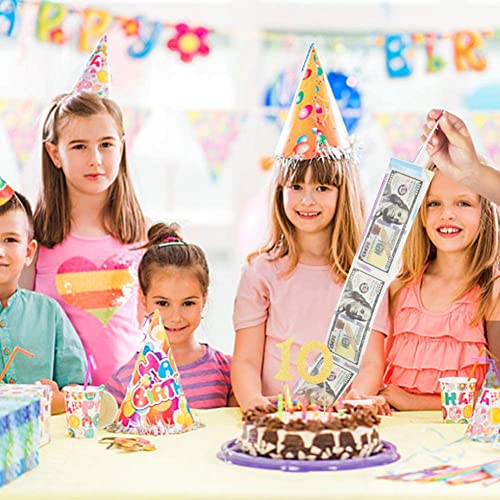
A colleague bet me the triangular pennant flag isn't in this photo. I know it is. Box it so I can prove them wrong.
[375,112,425,162]
[471,112,500,166]
[466,356,500,442]
[111,310,197,435]
[187,111,245,182]
[121,106,150,151]
[0,99,45,171]
[0,176,15,206]
[73,34,111,97]
[275,43,352,161]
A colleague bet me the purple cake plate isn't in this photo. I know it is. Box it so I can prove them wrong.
[217,439,400,473]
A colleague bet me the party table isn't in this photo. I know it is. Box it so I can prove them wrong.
[0,408,499,499]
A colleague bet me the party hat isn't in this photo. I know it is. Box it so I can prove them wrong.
[111,310,198,435]
[72,34,111,98]
[466,356,500,443]
[0,176,15,206]
[275,44,353,162]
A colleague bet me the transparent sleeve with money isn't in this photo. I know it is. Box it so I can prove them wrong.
[293,159,434,405]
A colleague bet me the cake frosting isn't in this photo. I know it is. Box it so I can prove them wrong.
[239,405,382,460]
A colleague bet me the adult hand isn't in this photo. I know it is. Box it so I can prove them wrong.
[422,109,480,183]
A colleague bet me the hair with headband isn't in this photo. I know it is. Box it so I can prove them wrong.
[138,222,210,296]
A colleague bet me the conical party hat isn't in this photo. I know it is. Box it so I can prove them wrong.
[72,34,111,98]
[466,359,500,443]
[0,176,15,206]
[275,44,353,162]
[112,310,197,435]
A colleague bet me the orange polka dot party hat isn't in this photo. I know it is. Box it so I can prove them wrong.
[275,43,354,165]
[111,310,199,435]
[72,34,111,98]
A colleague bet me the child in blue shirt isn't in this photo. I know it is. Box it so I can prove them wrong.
[0,189,87,413]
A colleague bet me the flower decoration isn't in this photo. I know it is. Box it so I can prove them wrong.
[166,23,210,62]
[49,27,67,44]
[122,18,140,37]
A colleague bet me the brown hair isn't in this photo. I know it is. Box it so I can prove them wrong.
[249,157,366,281]
[394,164,500,325]
[35,92,146,247]
[0,192,34,240]
[138,223,210,296]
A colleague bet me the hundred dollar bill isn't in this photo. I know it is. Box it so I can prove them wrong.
[359,169,424,273]
[294,358,357,407]
[327,267,385,365]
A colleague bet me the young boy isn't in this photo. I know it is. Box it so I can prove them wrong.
[0,187,87,413]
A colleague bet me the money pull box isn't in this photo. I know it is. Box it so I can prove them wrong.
[0,396,40,487]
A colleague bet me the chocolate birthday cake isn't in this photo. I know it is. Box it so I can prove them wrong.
[239,405,382,460]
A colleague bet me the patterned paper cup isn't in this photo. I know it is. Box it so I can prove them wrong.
[439,377,476,424]
[63,385,103,438]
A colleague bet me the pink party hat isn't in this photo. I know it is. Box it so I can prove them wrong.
[275,44,353,162]
[0,176,15,206]
[72,34,111,98]
[110,310,198,435]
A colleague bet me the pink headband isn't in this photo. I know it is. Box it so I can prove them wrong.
[158,236,187,248]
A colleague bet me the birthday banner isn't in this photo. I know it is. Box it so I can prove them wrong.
[293,159,433,405]
[263,30,498,78]
[0,0,212,63]
[186,111,246,182]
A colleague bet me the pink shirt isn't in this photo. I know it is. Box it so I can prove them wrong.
[233,254,388,396]
[35,233,144,385]
[380,274,487,394]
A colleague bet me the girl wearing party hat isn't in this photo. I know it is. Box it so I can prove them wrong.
[231,44,388,410]
[22,36,147,385]
[348,164,500,411]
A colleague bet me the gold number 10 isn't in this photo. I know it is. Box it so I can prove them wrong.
[274,338,333,385]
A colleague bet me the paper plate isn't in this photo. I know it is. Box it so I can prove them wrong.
[98,390,119,428]
[217,439,399,472]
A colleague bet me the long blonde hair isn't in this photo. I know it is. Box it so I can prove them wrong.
[394,164,500,324]
[249,157,366,281]
[35,92,146,248]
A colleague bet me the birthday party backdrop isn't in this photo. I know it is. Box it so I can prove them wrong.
[1,0,500,353]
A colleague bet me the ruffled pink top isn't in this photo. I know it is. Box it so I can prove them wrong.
[384,272,486,395]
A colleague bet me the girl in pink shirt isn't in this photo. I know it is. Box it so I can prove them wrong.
[107,223,236,409]
[349,167,500,411]
[24,92,147,385]
[231,156,382,410]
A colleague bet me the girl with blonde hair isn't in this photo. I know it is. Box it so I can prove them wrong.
[349,165,500,411]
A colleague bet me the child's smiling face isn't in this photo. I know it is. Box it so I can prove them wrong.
[0,209,37,297]
[142,267,206,347]
[424,172,482,255]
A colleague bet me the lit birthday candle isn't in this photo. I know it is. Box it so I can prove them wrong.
[277,393,283,419]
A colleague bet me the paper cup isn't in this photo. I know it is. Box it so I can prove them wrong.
[439,377,476,424]
[63,385,103,438]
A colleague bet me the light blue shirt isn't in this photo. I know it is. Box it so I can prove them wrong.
[0,288,87,388]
